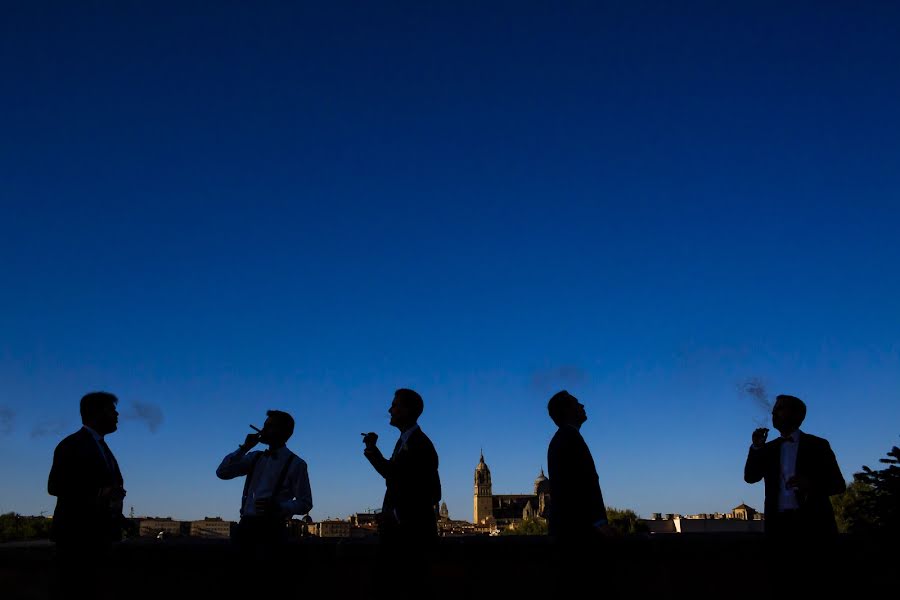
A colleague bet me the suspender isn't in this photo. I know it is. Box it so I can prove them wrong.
[240,453,262,517]
[240,452,296,518]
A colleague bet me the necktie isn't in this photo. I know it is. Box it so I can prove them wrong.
[391,437,403,459]
[98,437,121,480]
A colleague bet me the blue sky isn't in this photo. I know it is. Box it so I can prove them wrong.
[1,1,899,523]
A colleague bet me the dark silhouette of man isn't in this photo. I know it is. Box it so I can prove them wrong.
[744,394,845,536]
[217,410,312,559]
[546,390,613,540]
[48,391,128,596]
[362,388,441,543]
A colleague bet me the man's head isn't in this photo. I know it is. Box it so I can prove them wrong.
[389,388,423,430]
[261,410,294,447]
[772,394,806,436]
[548,390,587,428]
[80,391,119,435]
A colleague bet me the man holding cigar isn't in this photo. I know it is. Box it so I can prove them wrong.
[361,388,441,543]
[744,394,845,536]
[217,410,312,557]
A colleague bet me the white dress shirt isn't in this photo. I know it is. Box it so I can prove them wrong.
[217,446,313,518]
[83,425,113,470]
[393,424,420,458]
[777,429,801,511]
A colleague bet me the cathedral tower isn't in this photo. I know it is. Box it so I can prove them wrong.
[474,451,493,524]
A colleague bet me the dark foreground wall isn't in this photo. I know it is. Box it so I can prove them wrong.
[1,534,891,599]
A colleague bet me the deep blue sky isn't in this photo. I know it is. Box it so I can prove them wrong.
[1,1,899,523]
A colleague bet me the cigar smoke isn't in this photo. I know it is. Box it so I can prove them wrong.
[739,377,772,426]
[124,401,164,433]
[0,406,14,434]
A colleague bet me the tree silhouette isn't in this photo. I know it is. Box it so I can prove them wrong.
[831,440,899,534]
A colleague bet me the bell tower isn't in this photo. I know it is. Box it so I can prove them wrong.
[474,450,493,524]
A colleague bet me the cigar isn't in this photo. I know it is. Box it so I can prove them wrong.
[249,424,261,433]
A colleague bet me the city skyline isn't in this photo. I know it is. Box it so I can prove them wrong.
[2,3,899,523]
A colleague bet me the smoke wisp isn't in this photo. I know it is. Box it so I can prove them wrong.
[531,365,588,392]
[31,418,72,438]
[0,406,14,434]
[123,401,164,433]
[739,377,772,426]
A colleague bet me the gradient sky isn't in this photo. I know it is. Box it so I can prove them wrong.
[2,1,899,523]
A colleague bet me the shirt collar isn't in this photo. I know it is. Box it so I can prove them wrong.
[400,424,420,445]
[782,429,801,443]
[264,446,288,459]
[83,425,104,441]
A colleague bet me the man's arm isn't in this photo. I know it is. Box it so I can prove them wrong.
[364,446,391,479]
[362,432,391,479]
[744,428,770,484]
[48,439,96,498]
[817,440,846,497]
[216,448,257,480]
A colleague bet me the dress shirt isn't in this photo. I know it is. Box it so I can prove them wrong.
[393,424,420,458]
[778,429,801,511]
[83,425,113,471]
[217,446,313,518]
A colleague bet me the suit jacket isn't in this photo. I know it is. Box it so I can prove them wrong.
[547,425,608,538]
[366,426,441,541]
[48,427,125,545]
[744,432,845,534]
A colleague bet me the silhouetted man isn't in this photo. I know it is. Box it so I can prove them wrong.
[362,388,441,543]
[48,391,128,596]
[217,410,312,558]
[546,390,613,540]
[744,394,845,536]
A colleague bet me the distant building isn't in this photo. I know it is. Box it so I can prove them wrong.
[138,517,182,538]
[316,519,351,538]
[642,504,764,534]
[473,452,550,530]
[439,502,450,521]
[349,512,379,529]
[288,515,313,538]
[348,511,379,538]
[189,517,233,539]
[731,503,758,520]
[438,518,479,537]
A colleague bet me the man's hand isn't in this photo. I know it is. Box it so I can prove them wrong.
[361,432,378,451]
[786,474,810,493]
[752,428,769,447]
[254,498,276,516]
[241,433,261,452]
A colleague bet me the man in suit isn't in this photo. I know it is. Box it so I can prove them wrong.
[744,394,846,536]
[546,390,613,540]
[48,391,128,594]
[362,388,441,544]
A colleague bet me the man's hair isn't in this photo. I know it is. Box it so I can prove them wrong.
[266,410,295,440]
[547,390,575,426]
[80,391,118,421]
[776,394,807,424]
[395,388,424,420]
